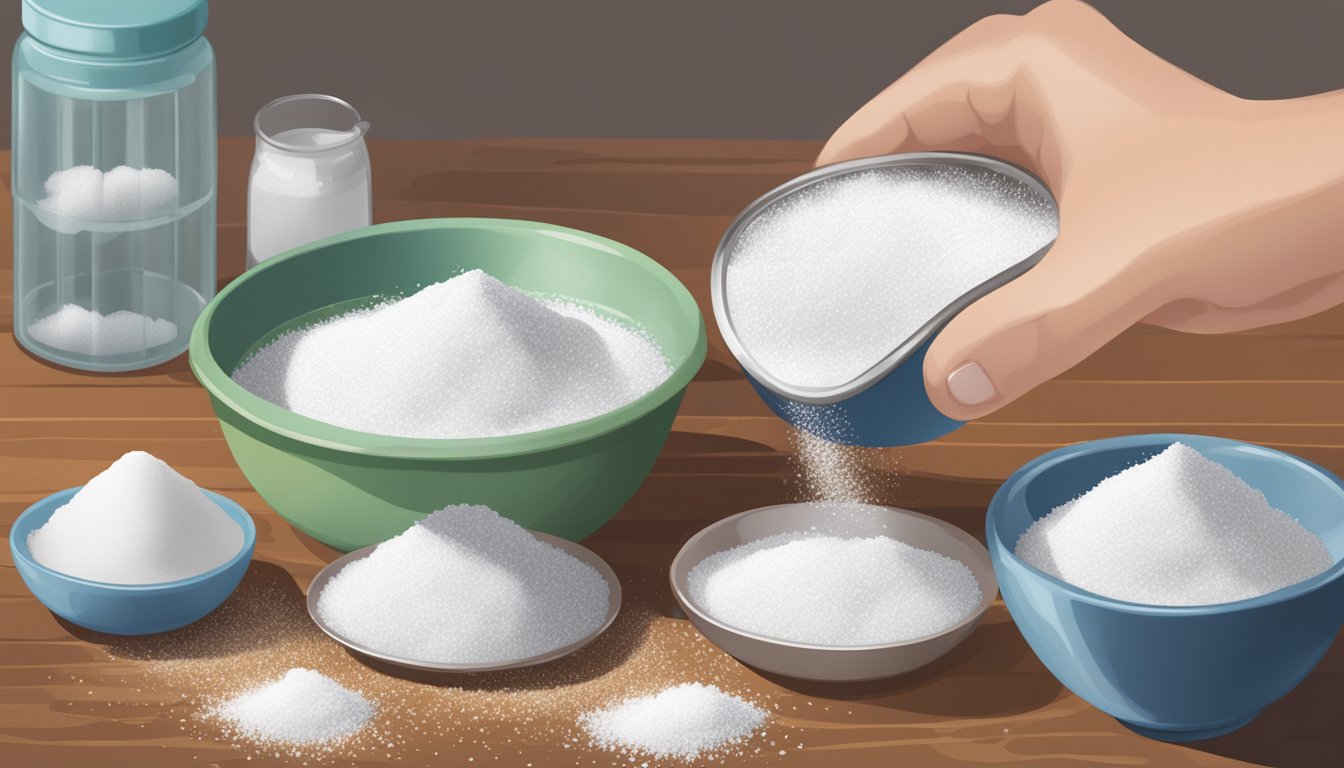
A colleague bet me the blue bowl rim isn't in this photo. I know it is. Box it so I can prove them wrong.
[986,433,1344,616]
[10,485,257,592]
[188,218,709,462]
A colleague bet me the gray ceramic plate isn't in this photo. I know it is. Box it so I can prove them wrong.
[671,503,997,682]
[306,531,622,673]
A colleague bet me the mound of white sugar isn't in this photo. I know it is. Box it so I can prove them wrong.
[215,668,373,745]
[38,165,179,224]
[232,269,672,439]
[580,683,767,760]
[28,304,178,356]
[724,165,1057,388]
[688,531,982,645]
[1015,442,1333,606]
[315,505,610,664]
[27,451,244,585]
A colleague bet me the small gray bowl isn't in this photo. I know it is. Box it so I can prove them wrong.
[307,531,621,674]
[670,503,997,682]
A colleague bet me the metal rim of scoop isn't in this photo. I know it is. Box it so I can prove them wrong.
[710,151,1059,405]
[305,531,622,674]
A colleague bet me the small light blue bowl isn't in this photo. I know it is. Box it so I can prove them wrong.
[987,434,1344,742]
[9,486,256,636]
[711,152,1058,447]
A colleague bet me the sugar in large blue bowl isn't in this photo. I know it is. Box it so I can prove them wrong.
[987,434,1344,742]
[10,487,256,635]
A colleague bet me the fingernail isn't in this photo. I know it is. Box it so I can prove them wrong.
[947,362,996,407]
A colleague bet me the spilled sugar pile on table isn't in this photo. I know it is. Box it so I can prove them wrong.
[100,567,792,765]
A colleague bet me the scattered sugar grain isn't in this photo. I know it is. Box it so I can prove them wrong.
[232,269,672,439]
[316,505,610,664]
[1016,442,1333,606]
[28,303,177,356]
[580,683,767,760]
[214,668,372,745]
[725,165,1057,388]
[784,403,895,504]
[27,451,243,584]
[688,530,982,646]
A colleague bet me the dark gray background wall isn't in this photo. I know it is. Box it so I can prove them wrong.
[3,0,1343,147]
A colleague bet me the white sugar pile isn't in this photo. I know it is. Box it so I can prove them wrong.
[688,532,982,645]
[580,683,767,760]
[232,269,672,439]
[1016,442,1333,606]
[28,304,177,356]
[215,668,373,745]
[725,165,1057,388]
[27,451,244,585]
[38,165,179,224]
[315,504,610,664]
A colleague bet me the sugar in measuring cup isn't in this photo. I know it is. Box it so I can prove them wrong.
[248,94,372,267]
[711,152,1059,446]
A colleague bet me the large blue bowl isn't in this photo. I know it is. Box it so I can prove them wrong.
[987,434,1344,742]
[10,486,256,635]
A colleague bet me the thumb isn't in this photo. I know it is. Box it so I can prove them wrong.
[923,235,1161,421]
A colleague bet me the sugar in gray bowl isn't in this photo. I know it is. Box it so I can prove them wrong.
[670,503,997,682]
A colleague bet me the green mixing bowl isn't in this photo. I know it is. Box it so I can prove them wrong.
[189,218,706,551]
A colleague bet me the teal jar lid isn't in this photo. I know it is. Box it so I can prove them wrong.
[22,0,207,58]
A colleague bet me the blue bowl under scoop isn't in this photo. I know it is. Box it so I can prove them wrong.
[987,434,1344,742]
[10,486,256,635]
[745,338,959,447]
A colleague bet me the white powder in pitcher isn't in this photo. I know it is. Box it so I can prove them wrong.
[580,683,768,760]
[688,532,982,646]
[38,165,179,223]
[28,304,178,356]
[724,165,1057,388]
[232,269,672,439]
[214,668,373,746]
[27,451,244,584]
[315,505,611,665]
[1016,442,1333,606]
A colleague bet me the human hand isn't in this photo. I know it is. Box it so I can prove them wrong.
[818,0,1344,421]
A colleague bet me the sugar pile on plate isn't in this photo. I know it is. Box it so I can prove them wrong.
[232,269,672,439]
[214,668,373,745]
[315,504,610,664]
[724,165,1057,388]
[28,304,177,356]
[27,451,244,585]
[688,530,981,646]
[1016,442,1333,606]
[38,165,179,225]
[580,683,767,760]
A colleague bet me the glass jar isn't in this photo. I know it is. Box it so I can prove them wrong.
[12,0,216,372]
[248,94,371,267]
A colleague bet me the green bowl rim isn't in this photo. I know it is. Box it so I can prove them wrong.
[189,218,707,461]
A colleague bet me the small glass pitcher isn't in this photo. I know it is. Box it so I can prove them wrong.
[247,94,371,267]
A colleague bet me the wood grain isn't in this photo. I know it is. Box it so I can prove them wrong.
[2,139,1341,768]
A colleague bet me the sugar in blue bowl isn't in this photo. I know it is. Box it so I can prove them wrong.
[987,434,1344,742]
[9,486,256,635]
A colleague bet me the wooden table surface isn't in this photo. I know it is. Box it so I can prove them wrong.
[2,139,1341,768]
